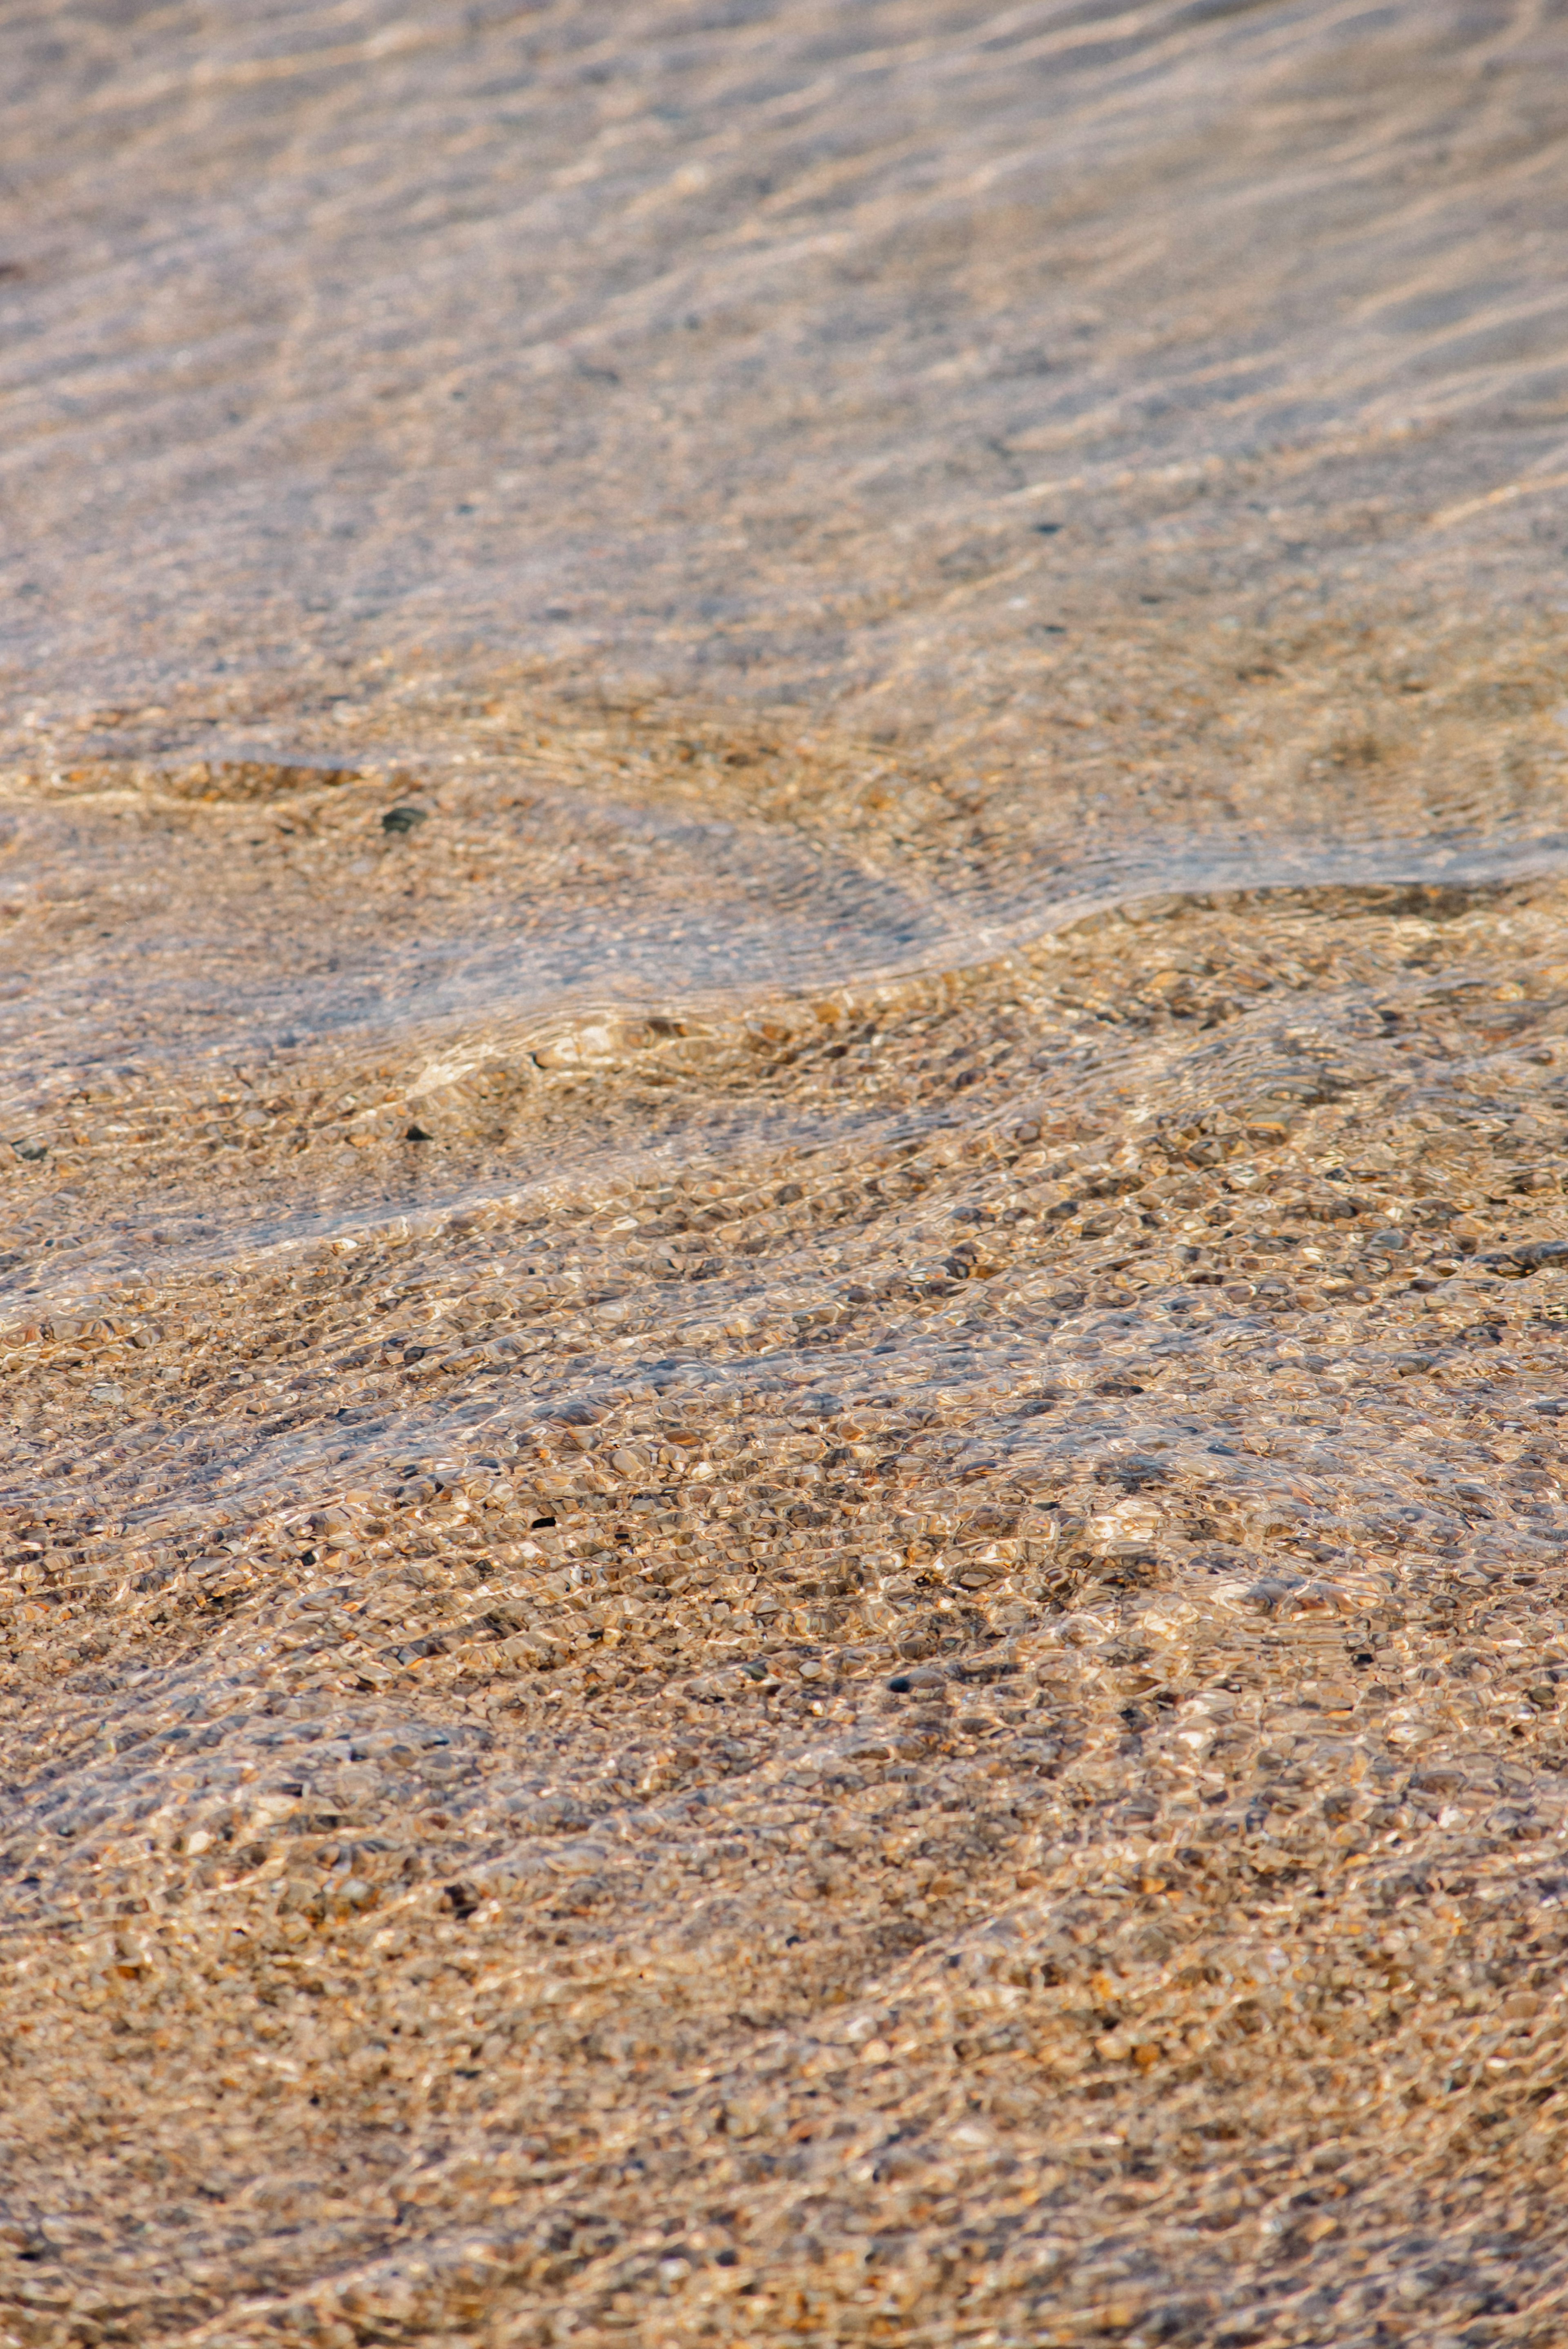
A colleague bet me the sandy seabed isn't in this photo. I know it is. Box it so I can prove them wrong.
[5,4,1568,2345]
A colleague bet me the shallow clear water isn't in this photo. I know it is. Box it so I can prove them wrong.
[4,6,1568,2345]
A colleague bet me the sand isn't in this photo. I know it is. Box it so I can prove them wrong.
[4,4,1568,2343]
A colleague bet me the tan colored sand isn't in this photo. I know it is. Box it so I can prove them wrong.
[7,682,1568,2345]
[6,3,1568,2344]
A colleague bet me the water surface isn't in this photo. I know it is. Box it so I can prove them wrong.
[4,6,1568,2343]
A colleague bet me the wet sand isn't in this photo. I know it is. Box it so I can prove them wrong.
[5,4,1568,2344]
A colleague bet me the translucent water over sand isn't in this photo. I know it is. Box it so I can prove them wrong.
[5,5,1568,2345]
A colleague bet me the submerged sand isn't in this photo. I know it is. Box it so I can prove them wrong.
[5,4,1568,2345]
